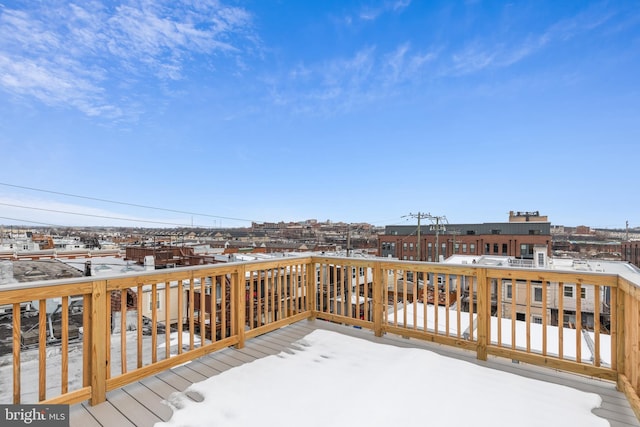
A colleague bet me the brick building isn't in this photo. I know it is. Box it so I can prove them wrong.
[379,213,551,261]
[622,241,640,268]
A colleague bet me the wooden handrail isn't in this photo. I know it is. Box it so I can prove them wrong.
[0,255,638,421]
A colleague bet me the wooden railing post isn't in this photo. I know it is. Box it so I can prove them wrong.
[234,265,246,349]
[90,280,108,406]
[307,258,317,319]
[476,268,488,361]
[373,262,384,337]
[617,286,626,392]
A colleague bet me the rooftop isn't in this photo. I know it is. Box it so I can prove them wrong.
[71,320,637,427]
[0,255,638,426]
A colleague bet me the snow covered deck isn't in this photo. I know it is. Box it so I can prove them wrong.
[69,319,639,427]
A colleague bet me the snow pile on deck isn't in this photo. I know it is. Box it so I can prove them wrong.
[156,330,607,427]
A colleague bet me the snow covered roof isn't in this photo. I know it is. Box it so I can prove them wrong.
[444,254,640,283]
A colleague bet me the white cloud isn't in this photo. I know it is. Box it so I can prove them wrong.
[392,0,412,12]
[357,0,411,22]
[451,45,498,74]
[271,43,436,116]
[446,3,623,76]
[382,42,413,84]
[0,1,256,119]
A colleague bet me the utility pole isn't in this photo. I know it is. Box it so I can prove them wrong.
[450,228,460,255]
[626,220,630,241]
[405,212,429,261]
[427,214,447,262]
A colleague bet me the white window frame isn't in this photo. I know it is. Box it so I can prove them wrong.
[563,286,573,298]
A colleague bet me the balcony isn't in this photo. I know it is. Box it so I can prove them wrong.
[0,256,639,426]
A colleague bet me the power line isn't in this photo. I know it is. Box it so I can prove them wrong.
[426,213,448,262]
[0,182,254,223]
[0,216,62,227]
[401,212,448,262]
[0,202,205,228]
[0,181,408,229]
[367,216,407,226]
[403,212,430,261]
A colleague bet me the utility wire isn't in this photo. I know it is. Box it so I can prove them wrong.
[0,216,62,227]
[367,216,406,226]
[0,202,204,228]
[0,182,254,223]
[0,182,406,228]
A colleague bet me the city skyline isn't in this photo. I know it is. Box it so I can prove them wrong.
[1,1,639,229]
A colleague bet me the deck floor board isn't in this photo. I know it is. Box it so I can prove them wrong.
[69,403,101,427]
[121,382,174,422]
[79,399,136,427]
[105,388,163,427]
[71,319,640,427]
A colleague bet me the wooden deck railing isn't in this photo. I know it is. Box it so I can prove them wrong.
[0,256,638,419]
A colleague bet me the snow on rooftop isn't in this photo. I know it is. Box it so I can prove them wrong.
[444,254,640,283]
[59,256,144,276]
[387,302,611,365]
[156,329,607,427]
[387,302,473,336]
[489,317,599,364]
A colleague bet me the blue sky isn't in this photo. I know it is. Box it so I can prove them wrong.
[0,0,638,229]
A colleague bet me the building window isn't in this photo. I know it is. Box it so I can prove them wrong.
[529,230,541,235]
[580,287,586,299]
[564,286,573,298]
[462,243,467,253]
[538,252,545,266]
[403,256,407,260]
[532,316,543,324]
[454,243,460,253]
[409,243,414,250]
[409,256,414,261]
[502,244,508,255]
[470,244,475,253]
[493,243,499,253]
[506,284,512,299]
[485,244,490,254]
[520,244,534,259]
[403,243,407,250]
[533,287,542,302]
[491,229,501,235]
[150,291,161,311]
[563,313,576,327]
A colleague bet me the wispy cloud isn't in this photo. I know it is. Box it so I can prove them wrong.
[269,42,436,115]
[358,0,411,22]
[0,1,256,119]
[446,2,622,76]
